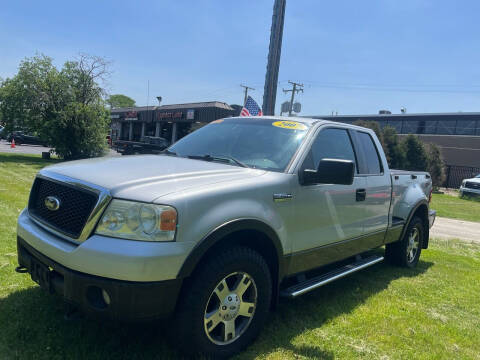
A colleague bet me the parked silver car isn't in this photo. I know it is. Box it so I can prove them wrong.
[17,117,435,358]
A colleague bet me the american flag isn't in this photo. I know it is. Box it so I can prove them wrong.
[241,96,263,116]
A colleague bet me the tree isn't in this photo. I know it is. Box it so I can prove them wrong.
[425,143,446,190]
[382,126,406,169]
[107,94,136,108]
[0,53,111,159]
[403,134,429,171]
[0,55,65,136]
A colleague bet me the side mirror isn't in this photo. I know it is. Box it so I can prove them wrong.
[301,158,355,186]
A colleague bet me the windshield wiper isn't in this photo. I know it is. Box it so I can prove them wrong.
[161,149,177,156]
[187,154,249,168]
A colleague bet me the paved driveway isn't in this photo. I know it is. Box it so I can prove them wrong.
[0,139,51,155]
[430,217,480,243]
[0,140,120,157]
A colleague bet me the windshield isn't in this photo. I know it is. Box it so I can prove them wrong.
[168,118,310,172]
[475,174,480,178]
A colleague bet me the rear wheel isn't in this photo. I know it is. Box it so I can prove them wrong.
[172,246,272,358]
[385,216,424,268]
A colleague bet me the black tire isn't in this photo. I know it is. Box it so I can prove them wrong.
[172,246,272,358]
[385,216,424,268]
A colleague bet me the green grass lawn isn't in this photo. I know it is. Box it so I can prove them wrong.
[1,153,480,359]
[431,193,480,222]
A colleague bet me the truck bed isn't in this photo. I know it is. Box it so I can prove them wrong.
[389,169,433,226]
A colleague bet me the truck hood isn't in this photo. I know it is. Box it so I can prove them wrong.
[41,155,266,202]
[465,177,480,183]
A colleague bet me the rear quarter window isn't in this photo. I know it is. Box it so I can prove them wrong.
[356,132,383,174]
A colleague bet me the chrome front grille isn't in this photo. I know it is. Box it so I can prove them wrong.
[28,171,111,242]
[465,181,480,190]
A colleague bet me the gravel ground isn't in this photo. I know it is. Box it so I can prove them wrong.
[0,139,51,155]
[430,216,480,243]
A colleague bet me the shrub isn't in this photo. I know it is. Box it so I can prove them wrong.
[48,103,109,160]
[425,143,446,189]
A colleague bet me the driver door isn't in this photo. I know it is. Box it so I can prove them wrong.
[289,127,367,274]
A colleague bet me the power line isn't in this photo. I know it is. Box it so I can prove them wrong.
[285,80,480,94]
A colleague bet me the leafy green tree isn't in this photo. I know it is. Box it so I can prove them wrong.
[107,94,136,108]
[425,143,446,190]
[0,53,110,159]
[403,134,429,171]
[0,55,65,136]
[382,126,406,169]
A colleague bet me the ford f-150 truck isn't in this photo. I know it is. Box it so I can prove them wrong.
[16,116,436,358]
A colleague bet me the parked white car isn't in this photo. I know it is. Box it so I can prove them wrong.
[460,174,480,196]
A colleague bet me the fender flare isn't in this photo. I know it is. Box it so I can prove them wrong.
[176,218,286,279]
[400,199,430,248]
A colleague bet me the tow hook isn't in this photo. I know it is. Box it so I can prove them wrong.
[15,266,28,273]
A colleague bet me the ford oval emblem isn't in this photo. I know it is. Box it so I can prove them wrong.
[44,196,61,211]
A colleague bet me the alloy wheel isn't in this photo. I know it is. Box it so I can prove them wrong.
[406,227,420,263]
[203,272,257,345]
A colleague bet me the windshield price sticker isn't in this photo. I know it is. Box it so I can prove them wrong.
[272,121,307,130]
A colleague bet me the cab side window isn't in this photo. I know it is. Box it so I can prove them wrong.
[303,128,357,172]
[356,132,383,174]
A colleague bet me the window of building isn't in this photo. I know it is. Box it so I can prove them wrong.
[424,120,437,134]
[437,120,456,135]
[455,120,476,135]
[387,120,403,133]
[402,120,419,134]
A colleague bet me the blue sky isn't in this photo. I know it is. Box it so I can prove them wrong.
[1,0,480,115]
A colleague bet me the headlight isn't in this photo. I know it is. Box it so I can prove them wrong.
[95,200,177,242]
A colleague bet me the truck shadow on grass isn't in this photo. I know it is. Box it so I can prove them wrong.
[0,260,432,360]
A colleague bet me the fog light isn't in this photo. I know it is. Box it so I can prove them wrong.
[102,289,111,305]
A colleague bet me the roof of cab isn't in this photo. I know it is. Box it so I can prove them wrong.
[226,116,322,125]
[224,116,378,135]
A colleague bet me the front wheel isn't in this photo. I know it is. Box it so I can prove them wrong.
[386,216,424,268]
[172,246,272,358]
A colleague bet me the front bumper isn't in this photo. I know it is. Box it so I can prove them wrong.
[460,186,480,196]
[17,209,195,282]
[17,236,182,321]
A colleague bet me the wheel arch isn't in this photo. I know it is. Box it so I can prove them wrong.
[177,219,286,307]
[401,200,430,249]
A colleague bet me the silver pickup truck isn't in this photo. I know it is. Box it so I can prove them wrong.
[16,117,435,358]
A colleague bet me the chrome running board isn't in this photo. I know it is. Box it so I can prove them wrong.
[281,255,384,298]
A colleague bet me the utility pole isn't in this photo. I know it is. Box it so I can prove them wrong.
[262,0,287,115]
[240,84,255,105]
[283,81,303,116]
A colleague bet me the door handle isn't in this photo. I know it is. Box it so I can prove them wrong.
[356,188,366,201]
